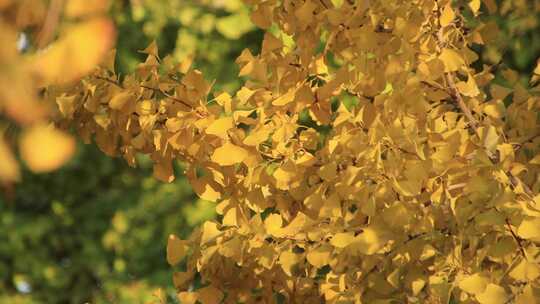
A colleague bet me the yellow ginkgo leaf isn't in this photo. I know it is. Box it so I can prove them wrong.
[190,176,222,202]
[330,232,355,248]
[515,285,540,304]
[197,285,224,304]
[214,92,232,113]
[32,18,115,85]
[517,218,540,240]
[109,91,133,110]
[273,161,298,190]
[393,178,422,197]
[265,214,283,236]
[456,74,480,97]
[140,40,159,59]
[469,0,481,15]
[458,273,489,295]
[177,292,198,304]
[236,86,256,104]
[201,221,222,245]
[480,125,500,153]
[273,88,297,106]
[476,284,508,304]
[244,128,271,146]
[483,100,506,119]
[440,3,455,27]
[211,142,248,166]
[222,207,238,227]
[167,234,188,266]
[173,271,193,288]
[279,251,300,276]
[306,245,332,268]
[351,225,386,255]
[218,237,242,258]
[530,154,540,165]
[250,4,272,29]
[509,259,540,282]
[206,117,233,139]
[20,124,75,173]
[294,0,316,29]
[56,95,77,119]
[412,278,426,296]
[153,159,175,183]
[439,48,465,72]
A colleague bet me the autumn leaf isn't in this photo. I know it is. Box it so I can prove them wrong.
[32,18,115,85]
[211,142,249,166]
[440,3,455,27]
[20,124,75,173]
[167,235,188,266]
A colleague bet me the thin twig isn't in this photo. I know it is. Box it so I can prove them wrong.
[508,175,535,200]
[318,0,329,9]
[434,7,537,208]
[95,75,123,88]
[447,183,467,191]
[436,29,479,132]
[139,85,193,109]
[95,76,194,109]
[420,80,445,91]
[504,218,527,260]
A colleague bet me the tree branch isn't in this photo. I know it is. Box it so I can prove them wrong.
[436,29,479,132]
[139,85,193,110]
[95,76,194,110]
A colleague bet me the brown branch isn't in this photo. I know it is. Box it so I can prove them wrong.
[139,85,193,109]
[95,75,123,88]
[420,80,445,91]
[513,133,540,151]
[508,175,535,200]
[94,76,194,110]
[318,0,329,9]
[436,29,479,132]
[344,88,374,102]
[434,12,539,208]
[447,182,467,191]
[504,218,527,260]
[444,72,479,131]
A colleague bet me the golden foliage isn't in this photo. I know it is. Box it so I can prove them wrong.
[5,0,540,303]
[50,0,540,301]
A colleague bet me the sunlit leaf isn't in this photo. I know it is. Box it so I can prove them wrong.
[20,124,75,173]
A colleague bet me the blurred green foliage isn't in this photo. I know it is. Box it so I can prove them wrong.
[1,0,539,303]
[0,143,216,303]
[469,0,540,85]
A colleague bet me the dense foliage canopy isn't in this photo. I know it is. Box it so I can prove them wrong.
[1,1,257,303]
[1,0,540,303]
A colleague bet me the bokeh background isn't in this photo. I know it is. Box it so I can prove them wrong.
[1,0,539,303]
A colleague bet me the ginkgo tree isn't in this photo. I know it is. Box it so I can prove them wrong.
[2,0,540,303]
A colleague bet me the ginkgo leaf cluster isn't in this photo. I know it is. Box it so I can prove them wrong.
[5,0,540,303]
